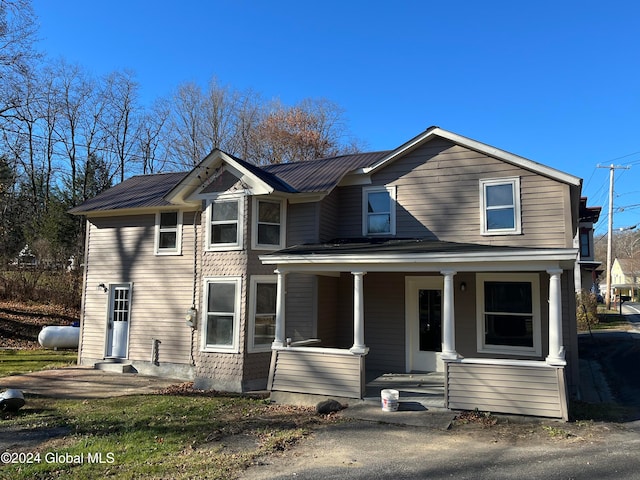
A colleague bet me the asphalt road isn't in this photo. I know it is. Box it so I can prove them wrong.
[242,311,640,480]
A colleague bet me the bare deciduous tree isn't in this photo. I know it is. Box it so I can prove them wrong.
[101,70,140,183]
[138,98,170,174]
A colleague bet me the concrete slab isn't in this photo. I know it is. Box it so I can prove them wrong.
[0,367,182,399]
[339,402,456,429]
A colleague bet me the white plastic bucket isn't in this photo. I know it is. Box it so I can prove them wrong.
[381,389,399,412]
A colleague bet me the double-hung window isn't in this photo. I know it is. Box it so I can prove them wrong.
[480,178,521,235]
[207,197,243,250]
[249,276,277,352]
[476,273,541,356]
[362,186,396,236]
[155,211,182,255]
[202,277,241,352]
[252,198,285,250]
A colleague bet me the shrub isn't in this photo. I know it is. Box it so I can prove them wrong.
[576,290,599,331]
[0,268,82,309]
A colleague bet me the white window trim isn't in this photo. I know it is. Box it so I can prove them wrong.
[154,210,183,255]
[476,273,541,356]
[251,197,286,251]
[201,276,242,353]
[479,177,522,235]
[205,194,245,251]
[248,275,277,353]
[362,185,397,236]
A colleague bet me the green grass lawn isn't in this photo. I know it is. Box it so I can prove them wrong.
[1,393,322,480]
[0,349,77,377]
[0,350,330,480]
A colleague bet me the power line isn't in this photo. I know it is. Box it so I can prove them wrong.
[597,164,631,309]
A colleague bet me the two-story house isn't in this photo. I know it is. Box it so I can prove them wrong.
[611,257,640,301]
[574,197,602,294]
[70,126,583,420]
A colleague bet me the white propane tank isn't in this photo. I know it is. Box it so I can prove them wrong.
[38,325,79,349]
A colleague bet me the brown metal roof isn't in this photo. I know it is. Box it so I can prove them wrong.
[264,151,390,193]
[68,172,189,214]
[69,150,390,214]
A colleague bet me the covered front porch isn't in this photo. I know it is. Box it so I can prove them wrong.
[262,239,577,420]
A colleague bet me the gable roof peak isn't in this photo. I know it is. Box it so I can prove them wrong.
[364,126,582,187]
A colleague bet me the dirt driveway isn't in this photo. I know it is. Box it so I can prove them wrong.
[0,367,180,399]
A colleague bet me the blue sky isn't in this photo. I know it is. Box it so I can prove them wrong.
[32,0,640,234]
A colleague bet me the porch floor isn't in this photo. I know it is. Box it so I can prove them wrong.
[364,371,446,411]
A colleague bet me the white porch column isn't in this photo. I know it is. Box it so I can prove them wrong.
[440,270,460,360]
[272,269,287,348]
[350,271,369,354]
[546,268,566,365]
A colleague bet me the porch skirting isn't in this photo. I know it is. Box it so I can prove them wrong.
[267,347,365,398]
[445,360,568,420]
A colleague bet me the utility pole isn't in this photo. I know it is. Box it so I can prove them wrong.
[597,164,631,310]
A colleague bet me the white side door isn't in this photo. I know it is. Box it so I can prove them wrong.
[106,284,131,359]
[406,277,444,372]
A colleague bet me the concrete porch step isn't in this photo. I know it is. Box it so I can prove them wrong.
[94,361,134,374]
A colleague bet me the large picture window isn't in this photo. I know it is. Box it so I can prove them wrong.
[155,211,182,255]
[203,277,241,352]
[362,186,396,236]
[480,178,521,235]
[476,273,541,356]
[207,197,243,250]
[249,276,277,352]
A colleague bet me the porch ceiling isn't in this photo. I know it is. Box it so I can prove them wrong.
[260,238,578,273]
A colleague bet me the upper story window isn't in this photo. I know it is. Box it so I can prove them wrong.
[252,198,286,250]
[206,196,244,251]
[155,211,182,255]
[579,228,591,258]
[362,186,396,236]
[480,178,521,235]
[476,273,541,356]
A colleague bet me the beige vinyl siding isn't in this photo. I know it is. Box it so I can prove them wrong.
[287,202,319,245]
[446,362,568,420]
[319,189,340,241]
[317,275,339,346]
[561,270,579,395]
[268,349,365,398]
[336,185,363,238]
[81,212,197,365]
[284,274,316,342]
[336,139,571,248]
[362,273,406,372]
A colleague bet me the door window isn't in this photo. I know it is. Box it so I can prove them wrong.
[419,289,442,352]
